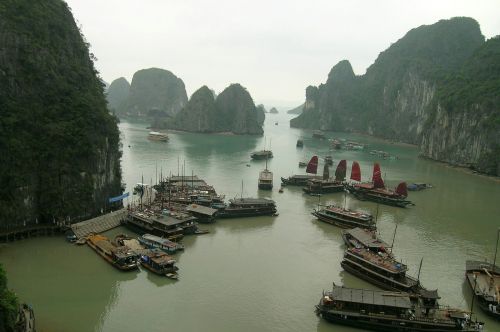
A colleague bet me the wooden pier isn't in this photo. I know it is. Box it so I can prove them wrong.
[71,209,127,239]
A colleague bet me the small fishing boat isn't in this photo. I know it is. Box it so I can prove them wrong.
[147,131,169,141]
[298,161,307,168]
[312,130,325,139]
[408,183,433,191]
[296,139,304,148]
[312,206,375,230]
[250,150,273,160]
[140,249,179,279]
[316,284,484,331]
[138,233,184,254]
[87,234,138,271]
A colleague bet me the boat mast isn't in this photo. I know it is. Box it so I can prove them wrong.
[390,223,398,254]
[470,273,478,315]
[375,203,380,224]
[417,257,423,284]
[241,180,243,199]
[493,228,500,272]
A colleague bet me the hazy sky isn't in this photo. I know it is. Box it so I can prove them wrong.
[66,0,500,108]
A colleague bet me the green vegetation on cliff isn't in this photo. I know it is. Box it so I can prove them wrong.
[119,68,187,117]
[0,264,18,331]
[0,0,122,227]
[291,17,499,174]
[106,77,130,113]
[161,83,263,135]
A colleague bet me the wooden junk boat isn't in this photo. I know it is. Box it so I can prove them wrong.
[465,228,500,320]
[147,131,169,141]
[312,206,375,230]
[258,157,273,190]
[341,227,390,252]
[345,162,412,207]
[341,247,439,303]
[250,149,273,160]
[140,249,179,280]
[216,198,277,218]
[87,234,138,271]
[303,159,346,195]
[316,284,484,332]
[138,233,184,254]
[281,156,322,186]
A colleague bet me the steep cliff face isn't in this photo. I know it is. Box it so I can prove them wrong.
[120,68,187,117]
[106,77,130,113]
[291,17,499,174]
[172,86,217,132]
[214,84,263,134]
[0,0,122,227]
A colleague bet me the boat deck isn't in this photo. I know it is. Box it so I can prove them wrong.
[348,248,406,273]
[344,228,389,249]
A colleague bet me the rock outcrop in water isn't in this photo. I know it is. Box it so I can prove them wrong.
[120,68,187,117]
[163,83,263,135]
[291,17,500,175]
[106,77,130,113]
[0,0,122,228]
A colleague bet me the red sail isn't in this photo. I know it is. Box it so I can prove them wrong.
[372,163,385,188]
[335,159,347,181]
[350,161,361,182]
[395,182,408,198]
[306,156,318,174]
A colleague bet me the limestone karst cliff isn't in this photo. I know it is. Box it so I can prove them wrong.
[0,0,122,227]
[120,68,187,117]
[291,17,499,175]
[106,77,130,113]
[162,83,264,135]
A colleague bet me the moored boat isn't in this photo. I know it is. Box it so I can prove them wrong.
[316,284,484,332]
[138,233,184,254]
[346,162,412,207]
[258,158,273,190]
[312,130,325,139]
[296,139,304,148]
[302,160,346,195]
[87,234,138,271]
[250,150,273,160]
[147,131,169,141]
[281,174,322,186]
[465,228,500,320]
[408,183,433,191]
[341,227,390,252]
[140,249,179,279]
[216,198,277,218]
[312,206,375,230]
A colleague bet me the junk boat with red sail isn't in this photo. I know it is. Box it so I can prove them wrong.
[345,162,412,207]
[316,284,484,332]
[281,156,322,186]
[303,159,346,195]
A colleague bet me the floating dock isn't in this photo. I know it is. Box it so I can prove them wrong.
[71,209,127,239]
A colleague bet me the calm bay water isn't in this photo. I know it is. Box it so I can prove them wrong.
[1,113,499,331]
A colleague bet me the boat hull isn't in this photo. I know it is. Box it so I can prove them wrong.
[312,211,375,230]
[258,183,273,190]
[303,184,344,195]
[140,260,178,277]
[465,262,500,320]
[316,307,479,332]
[346,184,412,208]
[341,259,418,293]
[217,207,277,218]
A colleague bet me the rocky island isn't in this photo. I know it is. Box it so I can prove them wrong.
[290,17,500,175]
[106,77,130,113]
[161,83,264,135]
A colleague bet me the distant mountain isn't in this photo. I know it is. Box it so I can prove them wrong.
[161,84,264,135]
[291,17,499,175]
[119,68,187,117]
[269,107,278,114]
[286,103,304,114]
[106,77,130,113]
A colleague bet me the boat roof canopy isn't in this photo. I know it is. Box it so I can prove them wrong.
[185,204,218,216]
[230,198,275,205]
[345,228,389,249]
[330,286,412,309]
